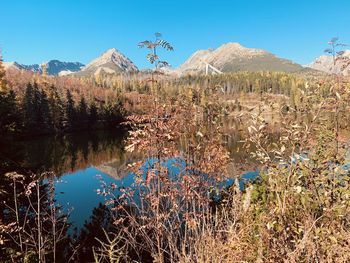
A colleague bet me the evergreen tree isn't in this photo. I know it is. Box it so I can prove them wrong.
[88,101,98,128]
[0,90,20,133]
[78,97,88,126]
[22,83,35,131]
[32,82,41,126]
[103,100,124,127]
[65,90,76,130]
[23,83,53,133]
[38,88,52,131]
[49,86,64,131]
[0,51,7,92]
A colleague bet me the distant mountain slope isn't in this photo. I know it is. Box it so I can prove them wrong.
[4,60,84,76]
[75,48,138,76]
[4,62,41,73]
[45,60,84,75]
[306,51,350,75]
[178,43,303,75]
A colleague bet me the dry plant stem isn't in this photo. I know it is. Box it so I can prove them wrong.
[49,179,57,263]
[13,178,24,253]
[36,180,43,262]
[3,172,72,262]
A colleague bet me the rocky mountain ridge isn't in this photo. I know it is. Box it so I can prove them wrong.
[306,50,350,75]
[74,48,138,76]
[4,43,340,77]
[177,42,303,75]
[4,60,84,76]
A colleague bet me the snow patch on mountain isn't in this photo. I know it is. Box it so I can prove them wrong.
[58,70,73,76]
[3,60,84,76]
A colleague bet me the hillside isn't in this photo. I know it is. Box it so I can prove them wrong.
[306,50,350,75]
[178,42,304,75]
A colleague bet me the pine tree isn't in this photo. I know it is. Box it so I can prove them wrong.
[0,90,20,133]
[88,101,98,128]
[22,83,35,131]
[78,97,88,127]
[23,83,52,133]
[32,82,42,128]
[103,100,124,127]
[0,51,20,133]
[38,88,52,131]
[49,86,64,131]
[65,90,76,130]
[0,50,7,92]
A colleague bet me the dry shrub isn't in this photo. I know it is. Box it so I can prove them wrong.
[97,78,350,263]
[93,39,350,262]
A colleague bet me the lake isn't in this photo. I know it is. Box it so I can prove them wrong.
[0,127,258,231]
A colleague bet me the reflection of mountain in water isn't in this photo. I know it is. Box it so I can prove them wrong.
[95,158,129,180]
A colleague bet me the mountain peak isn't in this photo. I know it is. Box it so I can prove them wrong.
[85,48,124,67]
[219,42,244,49]
[178,42,302,75]
[78,48,138,76]
[215,42,268,57]
[307,50,350,75]
[100,48,120,58]
[104,47,118,53]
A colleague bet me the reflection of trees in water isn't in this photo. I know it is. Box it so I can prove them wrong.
[0,130,128,176]
[72,203,115,262]
[73,203,152,263]
[0,172,71,262]
[0,122,273,180]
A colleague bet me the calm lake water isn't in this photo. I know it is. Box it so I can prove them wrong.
[0,128,258,230]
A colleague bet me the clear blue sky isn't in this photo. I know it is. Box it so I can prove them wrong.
[1,0,349,69]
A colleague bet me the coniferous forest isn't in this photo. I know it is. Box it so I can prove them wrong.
[0,81,125,136]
